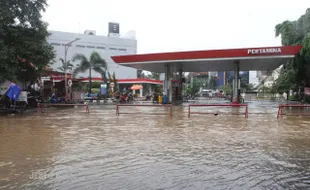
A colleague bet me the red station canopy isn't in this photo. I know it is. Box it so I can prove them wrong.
[111,46,302,73]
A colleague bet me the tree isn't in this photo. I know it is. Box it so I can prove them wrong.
[275,8,310,95]
[172,72,185,79]
[108,72,117,89]
[0,0,55,84]
[207,76,218,90]
[58,58,73,72]
[272,62,298,94]
[220,84,233,96]
[137,70,146,78]
[72,51,108,93]
[190,78,203,96]
[107,72,117,98]
[148,72,160,80]
[240,72,250,92]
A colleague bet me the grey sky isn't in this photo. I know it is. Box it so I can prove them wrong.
[43,0,310,54]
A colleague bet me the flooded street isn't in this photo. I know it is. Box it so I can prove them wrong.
[1,101,310,189]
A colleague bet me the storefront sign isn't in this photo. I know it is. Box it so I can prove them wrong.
[248,48,281,55]
[17,91,28,102]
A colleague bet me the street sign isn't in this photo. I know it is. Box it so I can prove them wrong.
[68,80,72,87]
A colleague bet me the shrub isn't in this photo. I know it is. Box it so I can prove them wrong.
[289,95,299,101]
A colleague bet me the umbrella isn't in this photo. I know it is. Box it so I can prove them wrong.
[131,85,143,90]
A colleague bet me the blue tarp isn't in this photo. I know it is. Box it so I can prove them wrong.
[5,83,21,101]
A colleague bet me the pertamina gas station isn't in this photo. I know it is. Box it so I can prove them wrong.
[112,45,302,104]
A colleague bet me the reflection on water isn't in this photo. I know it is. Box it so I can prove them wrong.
[1,101,310,189]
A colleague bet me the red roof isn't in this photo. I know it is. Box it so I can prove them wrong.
[112,46,302,63]
[111,46,302,72]
[78,78,163,85]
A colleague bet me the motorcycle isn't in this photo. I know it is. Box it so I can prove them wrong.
[152,93,159,103]
[183,95,190,102]
[119,94,127,103]
[127,93,134,103]
[145,94,152,101]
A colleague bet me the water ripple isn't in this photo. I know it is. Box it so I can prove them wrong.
[1,101,310,189]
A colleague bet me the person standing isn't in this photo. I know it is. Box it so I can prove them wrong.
[122,86,126,93]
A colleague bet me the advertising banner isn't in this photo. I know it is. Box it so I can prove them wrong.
[100,84,107,96]
[17,91,28,102]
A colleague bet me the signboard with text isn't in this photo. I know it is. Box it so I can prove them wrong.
[247,48,282,55]
[17,91,27,102]
[100,84,107,96]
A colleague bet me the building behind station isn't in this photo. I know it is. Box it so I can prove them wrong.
[47,22,138,81]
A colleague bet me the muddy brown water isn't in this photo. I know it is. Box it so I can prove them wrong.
[1,100,310,190]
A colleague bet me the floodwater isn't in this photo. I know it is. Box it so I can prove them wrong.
[1,100,310,190]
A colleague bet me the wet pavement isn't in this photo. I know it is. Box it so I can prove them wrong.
[1,100,310,189]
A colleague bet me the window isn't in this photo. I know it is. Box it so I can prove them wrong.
[109,47,117,51]
[87,46,95,48]
[118,48,126,51]
[76,45,85,48]
[51,43,61,46]
[97,46,106,49]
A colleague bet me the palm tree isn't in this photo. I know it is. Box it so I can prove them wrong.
[148,72,160,80]
[58,58,74,72]
[72,51,108,93]
[137,70,145,78]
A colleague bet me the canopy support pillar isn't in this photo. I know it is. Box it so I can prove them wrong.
[178,69,183,101]
[164,65,172,103]
[233,61,240,103]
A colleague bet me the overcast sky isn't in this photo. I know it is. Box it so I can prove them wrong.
[43,0,310,54]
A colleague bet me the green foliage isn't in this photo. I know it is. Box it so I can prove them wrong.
[148,72,160,80]
[0,0,55,83]
[71,82,85,91]
[91,82,102,89]
[273,63,298,93]
[261,86,272,93]
[137,70,146,78]
[72,51,107,79]
[189,78,203,96]
[72,51,107,93]
[207,76,218,90]
[58,58,73,72]
[107,72,117,98]
[240,73,253,92]
[107,72,117,88]
[154,86,162,94]
[91,88,100,94]
[185,87,192,95]
[274,8,310,93]
[220,84,232,95]
[289,95,299,101]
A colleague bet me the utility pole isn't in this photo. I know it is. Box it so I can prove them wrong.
[64,37,80,99]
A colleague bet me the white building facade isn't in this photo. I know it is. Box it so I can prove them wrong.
[47,28,137,80]
[249,71,259,87]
